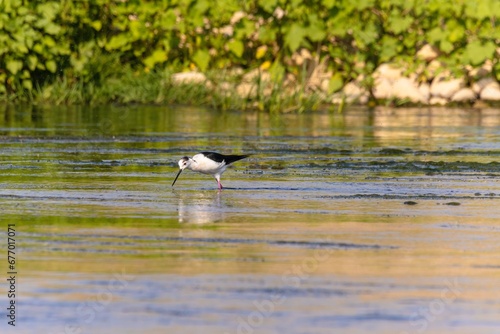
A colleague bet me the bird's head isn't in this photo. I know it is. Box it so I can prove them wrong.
[177,156,192,170]
[172,156,192,187]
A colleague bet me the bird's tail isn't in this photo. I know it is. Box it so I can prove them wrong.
[225,154,249,164]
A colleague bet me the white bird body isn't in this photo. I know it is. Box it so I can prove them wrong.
[188,153,228,175]
[172,152,249,190]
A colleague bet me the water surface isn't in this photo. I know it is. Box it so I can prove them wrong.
[1,105,500,334]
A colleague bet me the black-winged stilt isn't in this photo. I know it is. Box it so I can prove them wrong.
[172,152,249,190]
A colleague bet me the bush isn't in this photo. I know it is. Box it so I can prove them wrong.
[1,0,499,102]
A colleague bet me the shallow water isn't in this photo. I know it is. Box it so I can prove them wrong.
[1,105,500,334]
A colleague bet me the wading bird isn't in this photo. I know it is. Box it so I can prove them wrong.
[172,152,249,190]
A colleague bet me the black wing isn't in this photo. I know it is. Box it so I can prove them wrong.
[201,152,249,165]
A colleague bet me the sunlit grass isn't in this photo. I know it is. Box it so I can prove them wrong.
[1,65,331,112]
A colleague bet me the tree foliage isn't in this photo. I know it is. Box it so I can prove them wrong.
[0,0,499,95]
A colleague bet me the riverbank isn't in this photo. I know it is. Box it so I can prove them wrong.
[12,60,500,112]
[163,51,500,111]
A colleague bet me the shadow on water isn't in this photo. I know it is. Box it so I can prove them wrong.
[1,105,500,333]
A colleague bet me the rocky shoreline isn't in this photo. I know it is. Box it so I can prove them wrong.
[171,44,500,109]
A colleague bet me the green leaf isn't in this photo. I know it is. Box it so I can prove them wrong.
[36,2,60,21]
[161,10,177,29]
[448,26,465,43]
[258,0,278,13]
[285,24,307,53]
[192,0,210,15]
[228,39,244,58]
[328,73,344,93]
[17,6,28,16]
[466,0,497,19]
[189,0,210,26]
[379,36,398,62]
[144,49,167,68]
[192,49,210,72]
[21,70,30,79]
[235,19,256,39]
[352,0,374,10]
[6,59,23,75]
[105,34,129,51]
[43,36,56,47]
[389,16,413,34]
[13,41,28,54]
[46,60,57,73]
[464,40,496,66]
[427,27,446,44]
[307,23,326,41]
[322,0,336,9]
[45,22,61,35]
[258,26,277,43]
[91,20,102,31]
[356,26,378,47]
[27,55,38,70]
[440,40,454,54]
[22,79,33,91]
[306,13,326,41]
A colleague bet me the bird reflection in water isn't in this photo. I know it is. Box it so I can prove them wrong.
[175,191,226,224]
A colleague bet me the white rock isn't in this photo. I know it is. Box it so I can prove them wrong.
[417,44,439,62]
[172,72,206,85]
[236,82,257,98]
[218,25,234,36]
[480,83,500,101]
[291,52,305,66]
[373,78,393,99]
[373,63,403,81]
[331,93,344,104]
[468,62,491,78]
[227,67,244,77]
[358,93,369,104]
[300,48,312,61]
[320,79,330,93]
[392,77,427,103]
[284,73,297,88]
[407,72,419,83]
[451,88,476,102]
[219,81,233,94]
[429,97,448,105]
[292,49,313,66]
[343,82,362,101]
[308,58,330,88]
[430,76,465,99]
[243,69,270,83]
[343,82,369,104]
[472,77,497,94]
[262,86,273,97]
[419,82,431,101]
[230,11,246,25]
[273,7,285,20]
[426,60,445,80]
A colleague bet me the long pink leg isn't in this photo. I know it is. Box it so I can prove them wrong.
[215,176,223,190]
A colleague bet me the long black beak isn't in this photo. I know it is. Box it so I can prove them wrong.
[172,169,183,187]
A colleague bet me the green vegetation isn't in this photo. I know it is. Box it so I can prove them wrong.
[1,0,499,110]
